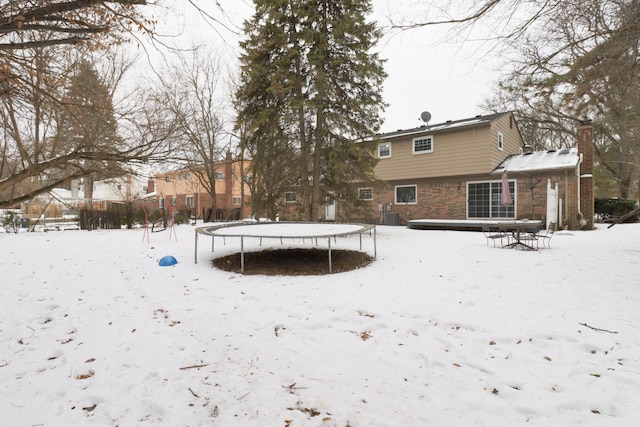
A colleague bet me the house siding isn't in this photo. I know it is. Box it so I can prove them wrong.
[364,171,578,227]
[374,113,523,181]
[155,157,250,221]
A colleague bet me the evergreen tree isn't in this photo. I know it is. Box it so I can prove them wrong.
[235,0,387,221]
[56,60,122,204]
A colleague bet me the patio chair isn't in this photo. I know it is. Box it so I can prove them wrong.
[482,224,506,247]
[536,222,557,248]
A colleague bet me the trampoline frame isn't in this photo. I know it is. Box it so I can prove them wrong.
[194,221,377,273]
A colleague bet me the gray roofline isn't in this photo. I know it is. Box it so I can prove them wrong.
[376,112,509,140]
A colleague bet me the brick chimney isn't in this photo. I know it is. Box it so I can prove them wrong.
[578,121,594,230]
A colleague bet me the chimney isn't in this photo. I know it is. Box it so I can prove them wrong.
[578,121,594,230]
[147,179,155,194]
[522,144,534,154]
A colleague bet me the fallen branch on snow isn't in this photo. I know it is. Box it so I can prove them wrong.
[179,363,209,370]
[579,323,618,334]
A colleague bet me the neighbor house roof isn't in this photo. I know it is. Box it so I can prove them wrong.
[492,147,580,175]
[377,112,508,139]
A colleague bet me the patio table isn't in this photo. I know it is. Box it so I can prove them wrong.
[498,221,542,250]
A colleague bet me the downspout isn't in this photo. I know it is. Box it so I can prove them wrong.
[577,152,583,228]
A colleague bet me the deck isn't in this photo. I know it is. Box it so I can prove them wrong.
[407,219,543,232]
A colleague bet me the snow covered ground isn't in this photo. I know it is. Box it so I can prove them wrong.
[1,223,639,426]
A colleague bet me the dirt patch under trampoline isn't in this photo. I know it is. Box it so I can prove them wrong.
[212,248,373,275]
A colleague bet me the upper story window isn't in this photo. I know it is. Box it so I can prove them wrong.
[498,132,504,151]
[358,187,373,200]
[164,175,171,182]
[232,196,241,205]
[214,172,224,180]
[412,136,433,154]
[186,196,194,207]
[284,191,297,203]
[378,142,391,159]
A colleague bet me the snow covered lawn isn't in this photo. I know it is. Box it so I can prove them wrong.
[1,223,639,426]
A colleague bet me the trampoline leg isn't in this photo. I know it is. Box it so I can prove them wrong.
[194,230,198,264]
[241,236,245,273]
[328,237,332,273]
[374,226,377,259]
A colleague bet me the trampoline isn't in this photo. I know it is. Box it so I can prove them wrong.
[194,221,376,273]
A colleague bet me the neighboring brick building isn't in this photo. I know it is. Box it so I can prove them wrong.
[155,152,250,221]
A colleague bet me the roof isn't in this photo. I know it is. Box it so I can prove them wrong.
[377,112,508,139]
[492,147,579,175]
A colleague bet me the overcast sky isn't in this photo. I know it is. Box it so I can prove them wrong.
[145,0,501,134]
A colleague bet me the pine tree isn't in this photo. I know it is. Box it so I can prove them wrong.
[56,60,122,204]
[235,0,387,221]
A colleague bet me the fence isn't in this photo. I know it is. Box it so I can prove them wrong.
[79,209,121,230]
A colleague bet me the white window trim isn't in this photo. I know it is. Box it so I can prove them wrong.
[466,179,517,219]
[498,132,504,151]
[395,184,417,205]
[358,187,373,201]
[232,196,241,206]
[284,191,297,204]
[378,142,391,159]
[412,135,434,155]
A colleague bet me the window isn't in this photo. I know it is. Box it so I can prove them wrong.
[413,136,433,154]
[358,187,373,200]
[468,181,515,219]
[171,197,177,206]
[186,196,194,207]
[214,172,224,180]
[498,132,504,151]
[378,142,391,158]
[159,198,165,208]
[184,172,190,180]
[284,192,297,203]
[232,196,241,206]
[165,175,171,182]
[177,174,182,181]
[395,185,417,204]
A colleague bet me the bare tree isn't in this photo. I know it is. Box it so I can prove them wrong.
[481,0,640,198]
[150,48,230,218]
[0,47,174,208]
[0,0,150,51]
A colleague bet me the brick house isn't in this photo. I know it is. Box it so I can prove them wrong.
[155,152,251,221]
[330,112,593,230]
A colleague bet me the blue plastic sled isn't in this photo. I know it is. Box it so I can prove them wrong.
[159,255,178,266]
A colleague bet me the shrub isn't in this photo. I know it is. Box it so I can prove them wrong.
[1,210,22,233]
[595,198,639,223]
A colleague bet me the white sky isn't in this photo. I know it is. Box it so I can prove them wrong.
[139,0,501,134]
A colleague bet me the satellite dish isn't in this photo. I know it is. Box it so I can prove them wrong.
[420,111,432,123]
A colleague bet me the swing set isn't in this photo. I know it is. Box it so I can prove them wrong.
[142,205,176,243]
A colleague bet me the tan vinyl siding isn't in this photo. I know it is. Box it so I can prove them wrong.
[375,113,524,181]
[489,113,523,165]
[375,126,494,180]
